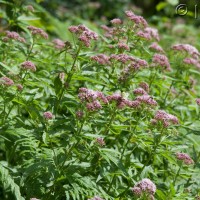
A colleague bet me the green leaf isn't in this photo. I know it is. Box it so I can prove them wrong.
[156,2,168,11]
[0,163,25,200]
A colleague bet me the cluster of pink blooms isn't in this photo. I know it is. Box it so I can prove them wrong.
[21,61,36,72]
[172,44,200,57]
[78,88,108,112]
[139,82,150,93]
[52,38,65,49]
[137,27,160,41]
[107,93,157,109]
[118,42,130,51]
[76,110,84,119]
[132,178,156,200]
[4,31,26,43]
[107,93,129,109]
[43,111,53,120]
[152,53,171,71]
[26,5,34,12]
[183,57,200,69]
[176,152,194,165]
[196,98,200,106]
[135,95,157,107]
[27,26,48,39]
[151,110,179,128]
[16,84,23,91]
[125,10,148,28]
[110,54,148,67]
[0,76,14,86]
[88,196,104,200]
[96,137,105,146]
[68,24,98,47]
[110,18,123,25]
[91,54,110,65]
[149,42,164,53]
[133,88,148,96]
[100,25,115,39]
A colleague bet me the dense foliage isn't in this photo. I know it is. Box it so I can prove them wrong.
[0,1,200,200]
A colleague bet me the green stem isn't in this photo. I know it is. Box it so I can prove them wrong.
[163,80,174,107]
[103,108,117,134]
[120,123,138,160]
[139,130,163,175]
[149,69,157,89]
[66,45,82,84]
[107,174,116,193]
[26,37,34,60]
[173,162,183,185]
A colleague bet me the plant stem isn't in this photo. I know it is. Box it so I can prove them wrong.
[163,80,174,107]
[103,108,117,135]
[173,162,183,185]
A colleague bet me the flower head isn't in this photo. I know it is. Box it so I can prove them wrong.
[5,31,26,43]
[52,39,65,49]
[132,178,156,199]
[68,24,98,47]
[21,61,36,72]
[96,137,105,146]
[196,98,200,106]
[125,10,148,28]
[151,110,179,128]
[91,54,110,65]
[43,111,53,120]
[172,44,200,57]
[152,53,171,71]
[110,18,122,25]
[27,26,48,39]
[0,76,14,86]
[149,42,164,53]
[176,152,194,165]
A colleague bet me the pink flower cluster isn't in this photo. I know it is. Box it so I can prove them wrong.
[172,44,200,57]
[68,24,98,47]
[149,42,164,53]
[4,31,26,43]
[88,196,104,200]
[78,88,108,112]
[137,27,160,41]
[152,53,171,71]
[21,61,36,72]
[151,110,179,128]
[139,82,149,93]
[183,58,200,69]
[96,137,105,146]
[110,18,123,25]
[118,42,130,51]
[132,178,156,200]
[176,152,194,165]
[110,54,148,67]
[16,84,23,91]
[43,111,53,120]
[27,26,48,39]
[133,88,148,96]
[0,76,14,86]
[107,93,157,109]
[76,110,84,119]
[196,98,200,106]
[26,5,34,12]
[52,39,65,49]
[135,95,157,107]
[91,54,110,65]
[100,25,114,39]
[125,10,148,28]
